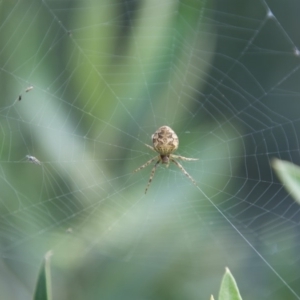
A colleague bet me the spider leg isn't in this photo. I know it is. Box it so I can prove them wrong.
[171,155,198,161]
[145,159,160,194]
[133,156,158,173]
[144,144,156,152]
[170,159,197,186]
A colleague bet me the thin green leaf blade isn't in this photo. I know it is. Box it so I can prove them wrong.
[33,250,53,300]
[218,267,242,300]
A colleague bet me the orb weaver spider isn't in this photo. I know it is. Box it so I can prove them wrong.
[134,125,198,193]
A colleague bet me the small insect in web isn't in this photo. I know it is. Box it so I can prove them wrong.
[25,86,33,93]
[26,155,41,166]
[133,125,198,193]
[16,86,33,103]
[66,228,73,234]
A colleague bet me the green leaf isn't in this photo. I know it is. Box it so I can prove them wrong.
[272,158,300,205]
[33,250,53,300]
[218,267,242,300]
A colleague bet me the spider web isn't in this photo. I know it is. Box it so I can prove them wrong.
[0,0,300,299]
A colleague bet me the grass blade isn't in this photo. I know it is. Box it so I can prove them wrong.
[33,250,53,300]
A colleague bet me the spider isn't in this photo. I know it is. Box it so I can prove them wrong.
[134,125,198,193]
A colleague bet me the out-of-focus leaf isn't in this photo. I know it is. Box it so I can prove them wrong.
[272,158,300,205]
[33,250,53,300]
[218,267,242,300]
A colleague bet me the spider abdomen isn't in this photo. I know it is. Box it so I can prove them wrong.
[152,125,179,155]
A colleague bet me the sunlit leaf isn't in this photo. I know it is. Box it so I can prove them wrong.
[272,158,300,205]
[218,267,242,300]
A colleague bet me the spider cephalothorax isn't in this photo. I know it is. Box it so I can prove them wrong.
[134,125,198,193]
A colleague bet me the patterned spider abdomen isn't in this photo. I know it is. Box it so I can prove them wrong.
[152,126,179,155]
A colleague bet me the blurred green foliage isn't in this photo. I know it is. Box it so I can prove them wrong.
[0,0,299,300]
